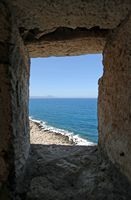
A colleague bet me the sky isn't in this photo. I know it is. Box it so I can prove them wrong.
[30,54,103,98]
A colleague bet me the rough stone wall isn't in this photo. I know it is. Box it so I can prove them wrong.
[25,27,107,57]
[12,0,131,31]
[0,3,13,196]
[0,1,30,196]
[11,0,131,57]
[0,2,131,197]
[98,15,131,181]
[10,13,30,191]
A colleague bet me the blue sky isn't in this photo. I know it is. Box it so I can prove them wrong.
[30,54,103,98]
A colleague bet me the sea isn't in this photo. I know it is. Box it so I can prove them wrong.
[29,98,98,145]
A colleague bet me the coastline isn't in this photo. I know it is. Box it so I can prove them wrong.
[30,119,95,146]
[30,120,75,145]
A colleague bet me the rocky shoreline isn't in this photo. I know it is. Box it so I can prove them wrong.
[30,120,75,145]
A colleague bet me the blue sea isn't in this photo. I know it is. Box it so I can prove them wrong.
[29,98,98,145]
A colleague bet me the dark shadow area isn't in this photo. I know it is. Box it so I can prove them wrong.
[21,27,108,42]
[19,144,131,200]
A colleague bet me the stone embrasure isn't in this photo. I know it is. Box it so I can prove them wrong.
[0,0,131,199]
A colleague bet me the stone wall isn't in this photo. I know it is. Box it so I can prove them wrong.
[0,3,13,196]
[0,2,30,196]
[98,15,131,181]
[0,1,131,198]
[10,13,30,191]
[11,0,131,57]
[25,27,107,57]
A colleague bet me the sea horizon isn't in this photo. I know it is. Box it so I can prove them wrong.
[29,98,98,144]
[30,96,98,99]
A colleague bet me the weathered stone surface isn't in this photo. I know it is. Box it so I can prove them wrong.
[24,145,131,200]
[0,1,30,197]
[98,14,131,181]
[11,0,131,31]
[0,3,13,193]
[10,0,131,57]
[25,27,107,57]
[9,17,30,191]
[0,0,131,198]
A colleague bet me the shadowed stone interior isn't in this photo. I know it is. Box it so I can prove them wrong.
[0,0,131,199]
